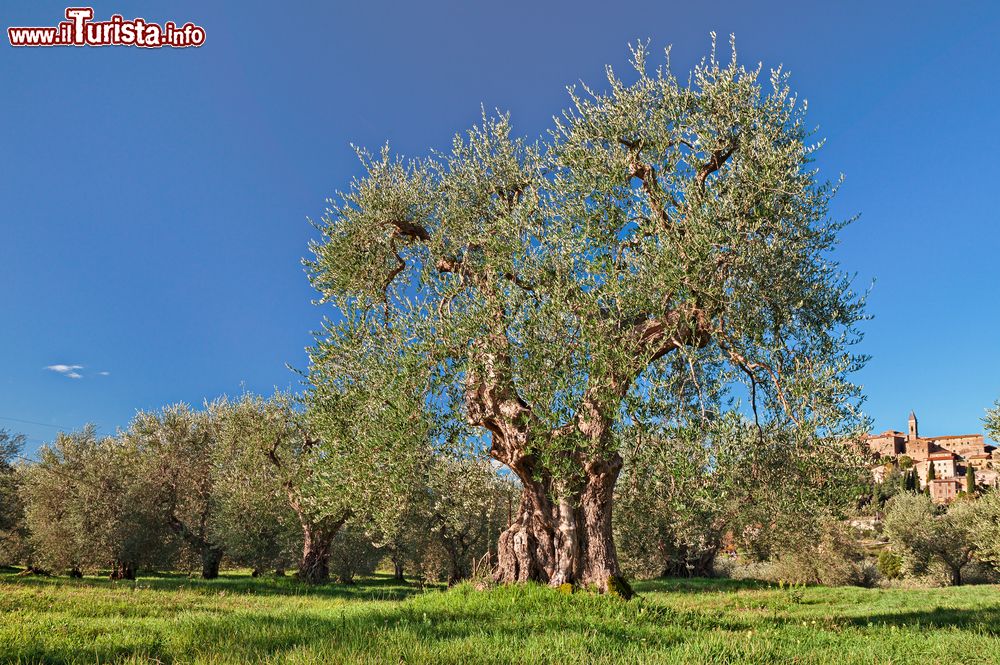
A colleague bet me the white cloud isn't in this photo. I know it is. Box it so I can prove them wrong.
[98,371,110,376]
[65,372,83,379]
[45,364,83,374]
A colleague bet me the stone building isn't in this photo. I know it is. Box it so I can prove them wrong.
[867,411,997,503]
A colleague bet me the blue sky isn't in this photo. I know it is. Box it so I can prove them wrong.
[2,1,998,454]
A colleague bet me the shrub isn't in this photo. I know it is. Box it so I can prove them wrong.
[766,519,874,587]
[877,549,903,580]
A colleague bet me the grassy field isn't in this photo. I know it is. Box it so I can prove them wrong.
[2,568,1000,664]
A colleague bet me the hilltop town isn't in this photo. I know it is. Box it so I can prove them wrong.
[868,412,998,502]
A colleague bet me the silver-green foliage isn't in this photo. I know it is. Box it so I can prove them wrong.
[210,393,303,573]
[883,493,978,585]
[0,430,28,565]
[615,414,869,578]
[21,427,173,574]
[307,36,865,476]
[969,489,1000,570]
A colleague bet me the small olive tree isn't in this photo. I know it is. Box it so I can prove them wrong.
[0,430,28,567]
[126,406,227,579]
[422,456,517,583]
[883,493,976,585]
[305,306,440,582]
[210,392,351,584]
[210,394,302,576]
[21,428,171,578]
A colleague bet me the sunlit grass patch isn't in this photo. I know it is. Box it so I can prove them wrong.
[2,571,1000,663]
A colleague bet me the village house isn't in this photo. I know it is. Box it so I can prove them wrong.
[867,412,998,503]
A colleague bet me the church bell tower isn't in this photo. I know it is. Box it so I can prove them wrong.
[908,411,918,440]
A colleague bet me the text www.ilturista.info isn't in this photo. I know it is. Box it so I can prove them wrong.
[8,8,205,48]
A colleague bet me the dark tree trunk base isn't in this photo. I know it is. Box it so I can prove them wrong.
[660,545,719,578]
[201,547,224,580]
[110,562,136,580]
[299,530,333,585]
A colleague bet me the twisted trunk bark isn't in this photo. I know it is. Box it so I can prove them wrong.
[299,524,334,584]
[472,308,710,595]
[494,474,556,584]
[579,456,625,590]
[494,452,627,594]
[469,340,632,594]
[297,511,350,584]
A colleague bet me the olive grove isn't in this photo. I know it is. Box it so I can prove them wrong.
[4,394,515,586]
[3,40,888,594]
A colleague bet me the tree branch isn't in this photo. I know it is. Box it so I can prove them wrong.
[389,219,430,242]
[696,139,738,190]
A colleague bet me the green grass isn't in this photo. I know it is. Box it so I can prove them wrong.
[2,569,1000,663]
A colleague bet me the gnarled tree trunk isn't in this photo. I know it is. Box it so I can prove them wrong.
[468,339,632,595]
[578,455,625,590]
[494,475,556,584]
[298,525,333,584]
[494,451,627,594]
[201,546,224,580]
[296,511,349,585]
[469,303,710,596]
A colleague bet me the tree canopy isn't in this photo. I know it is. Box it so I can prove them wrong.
[306,37,866,591]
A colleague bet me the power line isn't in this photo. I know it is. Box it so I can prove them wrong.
[0,415,74,430]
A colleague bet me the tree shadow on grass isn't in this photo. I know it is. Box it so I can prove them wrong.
[844,605,1000,634]
[0,570,432,602]
[635,577,775,594]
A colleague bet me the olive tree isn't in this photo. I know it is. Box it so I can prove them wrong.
[19,432,88,575]
[21,428,170,578]
[210,395,302,576]
[0,430,28,566]
[305,307,440,582]
[883,493,976,586]
[615,414,867,578]
[210,393,350,584]
[422,456,517,583]
[126,406,226,579]
[307,38,865,592]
